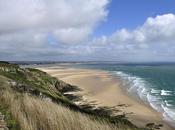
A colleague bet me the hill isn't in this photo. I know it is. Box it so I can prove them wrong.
[0,62,154,130]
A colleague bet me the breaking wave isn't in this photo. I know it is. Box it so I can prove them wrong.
[113,71,175,127]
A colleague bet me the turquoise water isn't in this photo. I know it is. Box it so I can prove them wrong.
[72,63,175,126]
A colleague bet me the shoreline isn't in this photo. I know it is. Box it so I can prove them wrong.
[37,65,174,130]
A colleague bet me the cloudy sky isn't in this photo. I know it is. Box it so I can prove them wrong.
[0,0,175,62]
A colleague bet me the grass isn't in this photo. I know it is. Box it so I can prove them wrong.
[0,76,19,130]
[0,89,137,130]
[0,62,150,130]
[0,105,19,130]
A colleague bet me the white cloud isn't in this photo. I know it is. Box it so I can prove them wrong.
[0,0,109,43]
[0,0,110,60]
[108,14,175,45]
[53,27,91,44]
[89,14,175,61]
[0,0,175,62]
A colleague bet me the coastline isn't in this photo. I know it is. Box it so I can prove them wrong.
[37,65,174,130]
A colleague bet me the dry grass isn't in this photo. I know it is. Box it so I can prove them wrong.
[0,90,124,130]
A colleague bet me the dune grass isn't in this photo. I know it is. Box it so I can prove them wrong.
[0,89,137,130]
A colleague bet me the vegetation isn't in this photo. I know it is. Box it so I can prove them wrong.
[0,62,152,130]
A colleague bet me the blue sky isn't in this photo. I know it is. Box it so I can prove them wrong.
[96,0,175,36]
[0,0,175,61]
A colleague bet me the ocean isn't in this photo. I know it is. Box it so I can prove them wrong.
[71,62,175,126]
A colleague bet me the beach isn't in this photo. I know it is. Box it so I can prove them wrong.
[38,65,174,130]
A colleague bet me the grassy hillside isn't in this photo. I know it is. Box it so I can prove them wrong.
[0,62,155,130]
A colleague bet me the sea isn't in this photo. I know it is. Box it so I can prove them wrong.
[68,62,175,127]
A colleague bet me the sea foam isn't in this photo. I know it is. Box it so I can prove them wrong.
[161,90,172,96]
[114,71,175,127]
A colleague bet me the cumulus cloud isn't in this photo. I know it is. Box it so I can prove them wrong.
[90,14,175,61]
[0,0,109,60]
[94,13,175,45]
[0,0,109,42]
[0,0,175,62]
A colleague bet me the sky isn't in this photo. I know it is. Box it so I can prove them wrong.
[0,0,175,62]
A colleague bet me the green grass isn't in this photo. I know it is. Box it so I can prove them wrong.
[0,76,19,130]
[0,105,19,130]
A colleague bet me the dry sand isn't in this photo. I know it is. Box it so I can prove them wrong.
[38,65,174,130]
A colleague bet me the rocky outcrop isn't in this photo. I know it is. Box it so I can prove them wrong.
[55,80,80,93]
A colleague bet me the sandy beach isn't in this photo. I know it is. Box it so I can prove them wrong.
[38,65,174,130]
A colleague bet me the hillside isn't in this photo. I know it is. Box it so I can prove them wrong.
[0,62,155,130]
